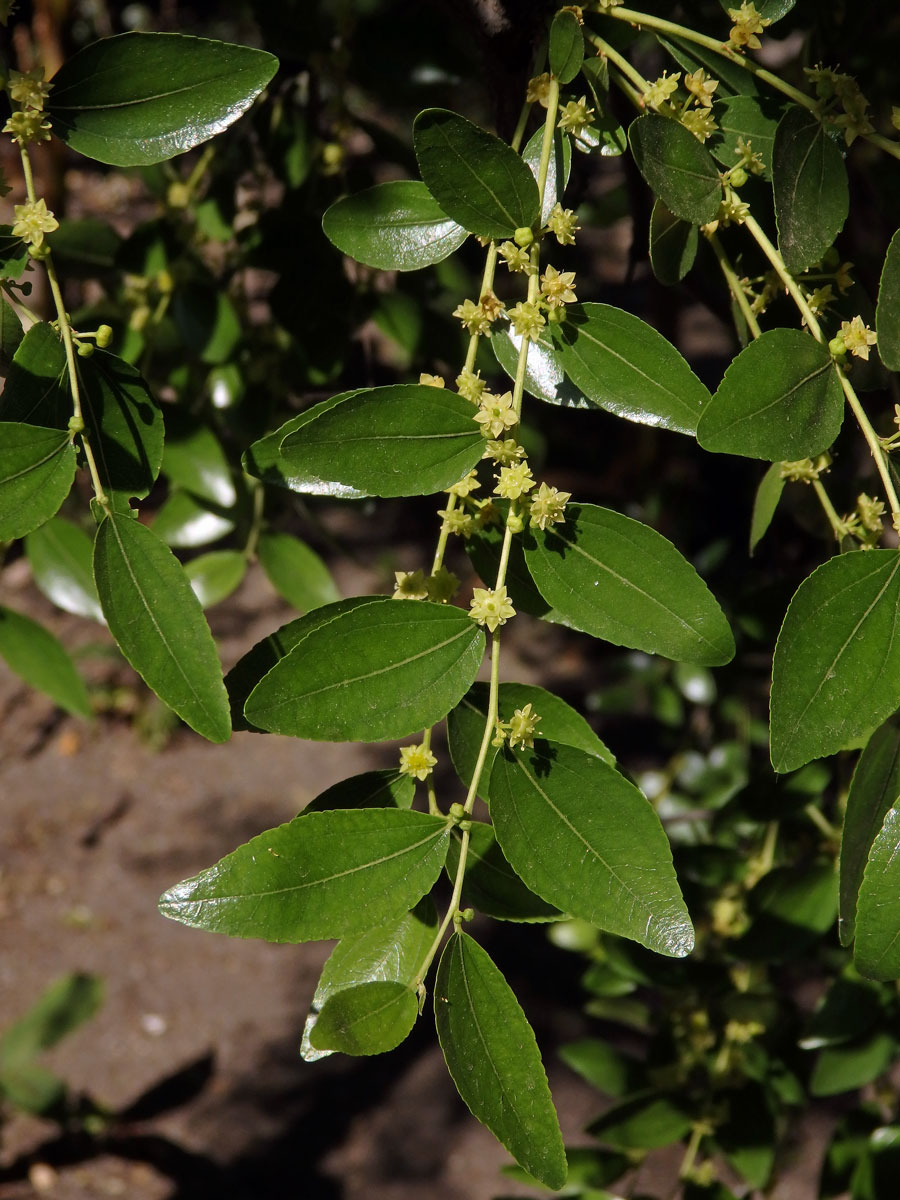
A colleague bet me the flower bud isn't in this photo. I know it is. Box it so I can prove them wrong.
[513,226,534,248]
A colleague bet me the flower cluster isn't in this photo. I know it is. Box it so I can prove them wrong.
[493,703,542,751]
[726,2,771,52]
[804,65,874,146]
[392,565,460,603]
[834,315,877,361]
[557,96,595,139]
[452,292,506,337]
[3,67,52,147]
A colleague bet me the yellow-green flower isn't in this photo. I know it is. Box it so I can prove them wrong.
[643,71,680,112]
[8,67,51,111]
[557,96,595,137]
[474,391,518,438]
[499,240,532,273]
[469,584,516,632]
[392,569,429,600]
[540,264,577,307]
[448,469,481,498]
[530,481,571,530]
[456,367,487,404]
[526,73,553,106]
[508,703,541,750]
[3,109,51,145]
[682,108,717,143]
[546,202,580,246]
[452,298,492,337]
[482,438,525,465]
[508,300,546,342]
[727,2,771,51]
[11,198,58,247]
[426,566,459,603]
[418,372,445,388]
[437,506,477,539]
[494,462,536,500]
[398,742,438,780]
[840,315,877,360]
[684,69,718,108]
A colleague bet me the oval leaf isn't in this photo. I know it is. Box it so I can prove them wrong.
[257,532,339,612]
[93,512,231,742]
[709,94,781,181]
[649,199,698,286]
[749,463,785,556]
[304,769,414,815]
[628,113,721,226]
[47,32,278,166]
[279,386,484,498]
[0,423,76,541]
[550,303,710,435]
[0,605,91,718]
[25,516,104,623]
[490,743,694,956]
[839,714,900,947]
[159,807,450,942]
[0,323,71,429]
[549,10,584,84]
[435,931,567,1190]
[523,503,735,666]
[855,806,900,980]
[770,551,900,773]
[322,181,467,271]
[301,897,437,1061]
[162,415,236,507]
[310,982,418,1056]
[773,106,849,274]
[244,596,484,741]
[413,108,540,239]
[79,350,164,501]
[184,549,246,608]
[876,228,900,372]
[697,328,843,460]
[522,125,572,226]
[446,823,562,923]
[151,489,235,549]
[492,324,589,409]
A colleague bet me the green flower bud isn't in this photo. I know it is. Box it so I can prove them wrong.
[96,324,113,348]
[76,341,95,357]
[513,225,534,248]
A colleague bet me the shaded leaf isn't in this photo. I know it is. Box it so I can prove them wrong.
[0,293,24,369]
[523,503,734,666]
[558,1038,640,1098]
[588,1090,692,1150]
[770,552,900,773]
[0,322,70,429]
[649,199,697,286]
[0,974,103,1069]
[0,423,76,541]
[773,106,849,274]
[657,36,762,99]
[310,982,419,1055]
[855,805,900,981]
[490,742,694,956]
[152,489,235,548]
[492,324,589,409]
[243,390,368,495]
[25,516,104,623]
[171,282,241,364]
[0,225,30,282]
[628,113,721,226]
[257,532,339,612]
[184,549,246,608]
[810,1032,896,1095]
[78,350,163,501]
[435,932,567,1190]
[446,823,562,922]
[749,463,784,555]
[322,181,467,271]
[0,605,91,718]
[549,10,584,84]
[93,512,231,742]
[162,414,236,507]
[47,32,278,166]
[709,94,782,180]
[159,807,450,942]
[876,228,900,372]
[522,125,572,226]
[303,769,415,815]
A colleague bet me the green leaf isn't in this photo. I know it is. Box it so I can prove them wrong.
[876,229,900,372]
[322,181,468,271]
[25,516,104,623]
[773,106,849,274]
[0,423,76,541]
[244,596,484,741]
[713,1085,776,1189]
[47,32,278,166]
[78,350,164,501]
[93,512,231,742]
[446,823,562,923]
[0,293,24,369]
[162,414,236,507]
[749,463,784,555]
[257,532,340,612]
[304,769,414,815]
[550,303,710,436]
[490,743,694,956]
[628,113,722,226]
[301,897,436,1061]
[0,323,70,428]
[310,982,419,1055]
[696,329,843,460]
[243,390,369,495]
[855,805,900,980]
[588,1091,692,1151]
[279,385,484,498]
[448,680,615,801]
[47,217,122,273]
[649,199,698,286]
[657,36,762,99]
[810,1033,896,1095]
[801,973,884,1049]
[0,1062,67,1116]
[467,515,563,623]
[522,125,572,226]
[184,549,247,608]
[0,974,103,1070]
[839,715,900,947]
[709,94,781,180]
[717,0,795,21]
[0,225,30,281]
[0,605,91,718]
[738,862,838,960]
[413,108,540,239]
[492,325,589,410]
[558,1039,640,1098]
[523,503,735,666]
[549,10,584,84]
[435,931,567,1190]
[171,282,241,364]
[159,807,450,942]
[770,552,900,773]
[151,490,235,549]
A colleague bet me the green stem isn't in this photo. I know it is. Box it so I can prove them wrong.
[243,476,266,561]
[838,368,900,530]
[584,29,649,95]
[742,212,823,341]
[811,477,845,540]
[706,229,761,339]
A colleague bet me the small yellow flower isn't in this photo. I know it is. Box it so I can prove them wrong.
[11,197,58,248]
[734,136,765,175]
[727,2,771,52]
[892,106,900,133]
[499,240,532,273]
[479,288,506,321]
[526,73,553,107]
[392,569,429,600]
[857,493,886,534]
[684,69,719,108]
[398,743,438,781]
[456,367,487,404]
[717,192,750,227]
[557,96,595,137]
[453,298,492,337]
[643,71,681,112]
[469,584,516,632]
[494,462,536,500]
[418,372,445,388]
[448,469,481,498]
[780,458,824,483]
[682,108,717,143]
[540,264,577,308]
[474,391,518,438]
[426,566,459,603]
[546,202,580,246]
[3,109,52,145]
[530,481,571,530]
[508,703,541,750]
[437,506,477,538]
[840,315,877,360]
[508,300,546,342]
[833,261,854,294]
[482,438,525,465]
[804,285,834,320]
[8,68,51,111]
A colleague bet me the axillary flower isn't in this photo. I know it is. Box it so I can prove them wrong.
[469,585,515,632]
[474,391,518,438]
[398,743,438,781]
[12,198,58,248]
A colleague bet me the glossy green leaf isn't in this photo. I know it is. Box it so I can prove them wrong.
[162,415,236,507]
[876,229,900,372]
[152,490,235,548]
[490,743,693,956]
[522,125,572,226]
[159,807,450,942]
[310,982,418,1055]
[413,108,540,239]
[588,1091,692,1150]
[840,715,900,947]
[446,823,562,923]
[78,350,163,501]
[709,94,781,180]
[245,596,484,741]
[523,503,734,666]
[47,32,278,166]
[549,10,584,84]
[25,516,103,623]
[550,303,710,435]
[649,199,697,286]
[467,513,562,623]
[0,423,76,541]
[749,462,784,555]
[304,769,414,815]
[717,0,795,20]
[0,225,30,281]
[435,931,567,1190]
[770,552,900,773]
[0,323,70,429]
[93,512,231,742]
[301,897,436,1061]
[0,974,103,1069]
[628,113,721,226]
[0,293,24,369]
[322,181,467,271]
[697,329,843,460]
[279,385,483,498]
[184,549,246,608]
[243,390,368,496]
[738,862,838,960]
[492,325,589,409]
[257,531,340,612]
[855,804,900,980]
[810,1033,896,1096]
[448,680,615,801]
[773,106,849,274]
[0,605,91,718]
